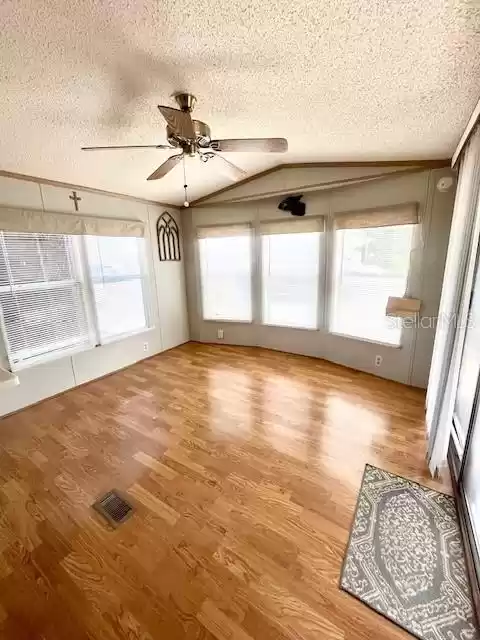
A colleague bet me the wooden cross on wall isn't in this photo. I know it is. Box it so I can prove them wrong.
[69,191,82,211]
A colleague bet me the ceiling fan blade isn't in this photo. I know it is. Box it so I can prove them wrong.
[210,154,247,180]
[147,154,183,181]
[209,138,288,153]
[81,144,173,151]
[158,105,195,140]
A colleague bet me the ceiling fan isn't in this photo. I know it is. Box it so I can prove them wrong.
[82,93,288,205]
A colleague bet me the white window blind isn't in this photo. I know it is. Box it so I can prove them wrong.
[330,224,415,345]
[85,236,148,342]
[198,225,252,322]
[0,231,92,367]
[261,219,322,329]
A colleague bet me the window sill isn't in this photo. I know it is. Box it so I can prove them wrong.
[11,327,156,372]
[261,323,318,332]
[0,367,19,388]
[11,342,94,372]
[328,331,402,349]
[203,318,253,325]
[100,326,155,347]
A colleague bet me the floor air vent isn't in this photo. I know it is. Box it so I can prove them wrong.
[93,490,134,527]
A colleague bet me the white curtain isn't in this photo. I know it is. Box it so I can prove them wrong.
[427,126,480,474]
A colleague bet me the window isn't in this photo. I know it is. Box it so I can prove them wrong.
[330,224,415,345]
[198,225,252,322]
[261,218,323,329]
[0,232,92,367]
[85,236,148,342]
[195,205,417,347]
[0,232,150,369]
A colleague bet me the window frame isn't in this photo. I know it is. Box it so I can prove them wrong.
[328,222,417,347]
[83,235,152,345]
[260,223,325,331]
[0,233,96,370]
[0,232,153,372]
[195,210,418,349]
[197,223,254,324]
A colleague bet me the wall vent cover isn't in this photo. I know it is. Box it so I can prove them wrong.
[93,490,134,527]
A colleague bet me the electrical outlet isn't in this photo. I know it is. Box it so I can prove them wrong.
[375,355,382,367]
[217,328,224,339]
[143,342,149,352]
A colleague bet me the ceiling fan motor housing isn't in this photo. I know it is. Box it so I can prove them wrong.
[166,120,211,151]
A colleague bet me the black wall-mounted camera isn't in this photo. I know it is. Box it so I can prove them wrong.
[278,194,305,217]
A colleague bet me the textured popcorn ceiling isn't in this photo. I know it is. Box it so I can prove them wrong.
[0,1,479,205]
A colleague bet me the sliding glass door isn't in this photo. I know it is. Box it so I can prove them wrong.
[461,401,480,552]
[453,248,480,452]
[452,228,480,599]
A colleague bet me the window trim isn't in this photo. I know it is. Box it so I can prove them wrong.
[0,233,94,370]
[260,229,323,330]
[261,322,319,332]
[96,325,154,348]
[78,234,102,347]
[9,340,94,372]
[10,325,156,373]
[0,232,154,372]
[328,222,416,347]
[328,330,402,349]
[84,235,151,344]
[197,224,254,323]
[195,213,418,348]
[0,301,16,371]
[203,318,254,325]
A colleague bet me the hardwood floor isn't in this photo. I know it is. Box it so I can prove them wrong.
[0,343,450,639]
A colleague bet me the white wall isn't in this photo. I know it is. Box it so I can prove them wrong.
[184,167,456,388]
[195,164,422,205]
[0,176,188,416]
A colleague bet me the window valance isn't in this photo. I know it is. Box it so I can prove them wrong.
[334,202,418,230]
[0,207,145,238]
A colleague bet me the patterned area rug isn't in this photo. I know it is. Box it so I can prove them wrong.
[340,464,479,640]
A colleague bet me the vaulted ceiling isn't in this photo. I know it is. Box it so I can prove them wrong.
[1,0,479,205]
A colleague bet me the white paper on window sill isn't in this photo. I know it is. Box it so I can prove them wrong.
[0,368,19,389]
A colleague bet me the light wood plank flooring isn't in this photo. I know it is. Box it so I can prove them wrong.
[0,343,450,639]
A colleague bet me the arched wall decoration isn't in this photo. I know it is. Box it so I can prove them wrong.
[157,212,181,261]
